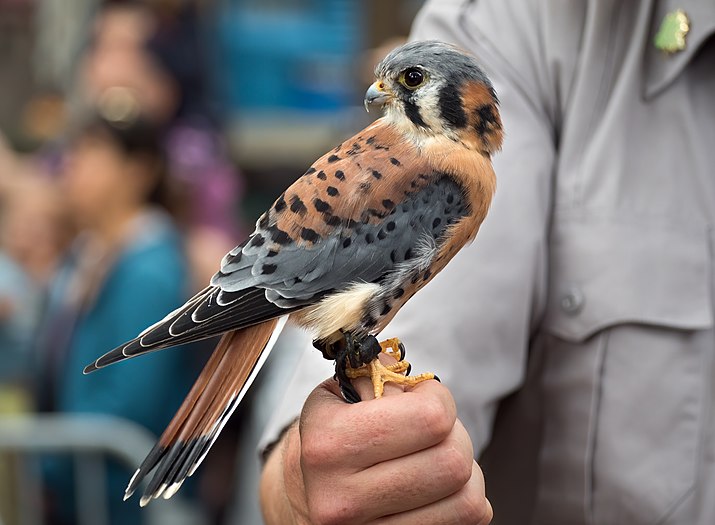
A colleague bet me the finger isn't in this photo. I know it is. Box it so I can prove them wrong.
[300,379,456,470]
[345,420,475,520]
[377,462,492,525]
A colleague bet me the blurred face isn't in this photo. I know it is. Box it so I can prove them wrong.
[82,5,179,123]
[0,177,72,282]
[62,134,139,227]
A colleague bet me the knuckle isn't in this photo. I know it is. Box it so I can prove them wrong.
[456,491,492,524]
[418,396,454,442]
[435,444,472,489]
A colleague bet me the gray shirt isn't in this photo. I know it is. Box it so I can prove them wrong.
[263,1,715,523]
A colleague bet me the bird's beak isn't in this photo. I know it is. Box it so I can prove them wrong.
[364,81,392,113]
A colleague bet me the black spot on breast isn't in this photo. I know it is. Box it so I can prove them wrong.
[438,84,467,129]
[411,273,420,284]
[314,199,331,213]
[290,196,307,215]
[346,142,362,155]
[262,263,277,274]
[266,249,278,257]
[342,237,352,248]
[317,170,327,180]
[380,303,392,316]
[365,233,375,243]
[382,199,395,210]
[326,186,339,196]
[446,194,455,204]
[334,170,345,181]
[377,229,386,240]
[300,228,320,243]
[249,234,265,248]
[371,169,383,180]
[328,155,340,163]
[366,136,376,145]
[433,218,442,229]
[304,167,316,175]
[423,270,432,281]
[390,250,397,263]
[359,182,371,193]
[386,221,396,232]
[393,287,405,299]
[390,157,401,166]
[274,194,287,213]
[404,248,413,260]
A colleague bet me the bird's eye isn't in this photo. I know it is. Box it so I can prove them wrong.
[400,68,426,89]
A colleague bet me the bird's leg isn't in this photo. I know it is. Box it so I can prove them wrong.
[318,332,368,404]
[346,336,437,399]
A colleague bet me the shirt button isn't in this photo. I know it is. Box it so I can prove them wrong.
[560,288,584,315]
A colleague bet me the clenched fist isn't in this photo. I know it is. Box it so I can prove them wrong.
[260,357,492,525]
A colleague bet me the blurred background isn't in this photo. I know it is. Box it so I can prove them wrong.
[0,0,424,523]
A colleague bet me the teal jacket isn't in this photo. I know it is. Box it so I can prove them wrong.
[43,211,198,524]
[58,217,192,437]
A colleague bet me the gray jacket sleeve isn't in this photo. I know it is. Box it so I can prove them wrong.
[391,0,556,452]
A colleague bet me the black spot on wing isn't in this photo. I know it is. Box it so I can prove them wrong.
[300,228,320,243]
[290,196,307,215]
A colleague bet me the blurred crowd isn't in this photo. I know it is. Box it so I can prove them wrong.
[0,1,244,523]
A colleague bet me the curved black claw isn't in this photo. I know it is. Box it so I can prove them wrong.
[398,342,406,360]
[340,381,362,404]
[405,363,412,376]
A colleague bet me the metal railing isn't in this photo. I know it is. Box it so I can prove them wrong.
[0,414,207,525]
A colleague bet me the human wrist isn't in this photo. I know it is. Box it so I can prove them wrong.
[260,422,303,525]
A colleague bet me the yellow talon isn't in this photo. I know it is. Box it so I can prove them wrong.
[345,337,436,399]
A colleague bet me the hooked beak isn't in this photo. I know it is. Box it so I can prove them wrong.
[364,81,392,112]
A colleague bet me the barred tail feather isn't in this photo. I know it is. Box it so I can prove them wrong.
[124,315,288,506]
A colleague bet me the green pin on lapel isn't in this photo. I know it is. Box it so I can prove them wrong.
[655,9,690,53]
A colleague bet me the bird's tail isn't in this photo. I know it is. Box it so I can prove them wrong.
[125,316,288,506]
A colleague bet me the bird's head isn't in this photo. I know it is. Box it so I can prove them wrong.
[366,40,503,155]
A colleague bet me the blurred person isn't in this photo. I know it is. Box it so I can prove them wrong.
[0,173,71,397]
[35,111,196,525]
[258,1,715,524]
[79,0,243,291]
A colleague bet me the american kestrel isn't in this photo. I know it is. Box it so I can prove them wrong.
[84,40,503,506]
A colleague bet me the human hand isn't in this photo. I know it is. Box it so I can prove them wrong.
[260,357,492,524]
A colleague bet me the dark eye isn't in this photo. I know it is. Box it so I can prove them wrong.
[401,68,425,89]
